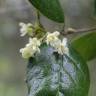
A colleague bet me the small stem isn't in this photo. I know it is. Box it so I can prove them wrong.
[61,26,96,36]
[61,23,65,32]
[36,9,45,30]
[36,10,41,26]
[31,26,35,29]
[60,15,65,33]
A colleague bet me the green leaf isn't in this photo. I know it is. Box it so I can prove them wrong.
[26,44,90,96]
[28,0,64,23]
[71,32,96,61]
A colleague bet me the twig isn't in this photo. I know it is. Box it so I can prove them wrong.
[60,15,65,33]
[61,26,96,36]
[36,9,45,30]
[36,10,41,26]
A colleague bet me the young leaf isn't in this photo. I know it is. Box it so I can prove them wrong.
[71,32,96,61]
[28,0,64,23]
[26,44,90,96]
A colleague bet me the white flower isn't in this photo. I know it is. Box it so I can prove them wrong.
[28,38,41,46]
[46,31,60,47]
[19,22,33,37]
[62,38,68,47]
[20,47,32,59]
[52,31,60,36]
[55,38,69,55]
[20,37,41,59]
[46,31,69,55]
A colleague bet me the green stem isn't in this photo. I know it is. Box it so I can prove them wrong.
[60,14,65,37]
[36,9,45,31]
[36,10,42,27]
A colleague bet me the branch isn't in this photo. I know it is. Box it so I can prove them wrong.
[36,9,45,29]
[61,26,96,36]
[36,10,41,24]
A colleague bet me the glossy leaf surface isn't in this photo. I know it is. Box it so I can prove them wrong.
[72,32,96,61]
[29,0,64,23]
[26,44,90,96]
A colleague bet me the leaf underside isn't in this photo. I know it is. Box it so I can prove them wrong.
[26,44,90,96]
[72,32,96,61]
[28,0,64,23]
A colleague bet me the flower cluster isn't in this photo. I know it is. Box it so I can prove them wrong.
[46,31,60,47]
[46,31,69,55]
[19,22,69,59]
[20,38,41,59]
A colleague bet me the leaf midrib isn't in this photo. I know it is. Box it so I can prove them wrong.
[56,55,76,96]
